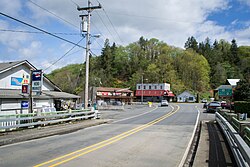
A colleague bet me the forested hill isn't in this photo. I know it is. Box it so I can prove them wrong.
[47,37,250,95]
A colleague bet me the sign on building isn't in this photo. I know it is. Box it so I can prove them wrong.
[218,88,232,97]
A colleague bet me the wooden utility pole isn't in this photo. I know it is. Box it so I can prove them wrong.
[77,0,101,109]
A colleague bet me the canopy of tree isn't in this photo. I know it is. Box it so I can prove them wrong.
[47,36,249,97]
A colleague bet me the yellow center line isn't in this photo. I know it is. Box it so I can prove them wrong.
[34,105,180,167]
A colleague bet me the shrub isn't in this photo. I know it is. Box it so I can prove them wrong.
[234,101,250,117]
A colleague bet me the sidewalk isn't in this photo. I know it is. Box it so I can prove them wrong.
[0,119,110,146]
[193,120,236,167]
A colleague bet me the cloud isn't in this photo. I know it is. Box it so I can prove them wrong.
[0,0,249,72]
[238,0,250,7]
[0,0,22,17]
[18,41,42,58]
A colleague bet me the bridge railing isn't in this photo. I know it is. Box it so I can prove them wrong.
[0,109,96,132]
[216,112,250,167]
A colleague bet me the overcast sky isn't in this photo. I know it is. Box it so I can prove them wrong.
[0,0,249,73]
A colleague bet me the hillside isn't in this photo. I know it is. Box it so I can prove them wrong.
[47,37,250,96]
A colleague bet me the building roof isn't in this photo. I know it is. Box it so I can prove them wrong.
[0,60,61,91]
[177,91,195,97]
[97,87,132,93]
[215,85,232,90]
[0,60,35,74]
[0,89,80,99]
[226,79,240,86]
[43,90,80,99]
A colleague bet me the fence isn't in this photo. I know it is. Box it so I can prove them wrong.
[216,112,250,167]
[0,109,96,132]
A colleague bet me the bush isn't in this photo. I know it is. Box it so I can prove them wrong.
[234,101,250,117]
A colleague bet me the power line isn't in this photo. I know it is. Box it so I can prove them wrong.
[43,37,84,72]
[0,12,85,49]
[94,0,123,45]
[102,8,124,45]
[94,10,117,44]
[28,0,79,29]
[0,29,79,35]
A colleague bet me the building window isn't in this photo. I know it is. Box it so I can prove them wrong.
[144,86,146,89]
[155,86,157,89]
[149,86,151,89]
[160,86,163,89]
[138,86,141,89]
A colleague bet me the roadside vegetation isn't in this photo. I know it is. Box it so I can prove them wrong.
[47,36,250,97]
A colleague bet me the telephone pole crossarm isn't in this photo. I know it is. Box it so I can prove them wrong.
[77,4,102,11]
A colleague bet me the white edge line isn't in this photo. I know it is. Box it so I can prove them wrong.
[178,105,201,167]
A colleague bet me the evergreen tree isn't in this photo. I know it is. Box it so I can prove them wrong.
[184,36,198,52]
[230,39,240,65]
[234,79,250,101]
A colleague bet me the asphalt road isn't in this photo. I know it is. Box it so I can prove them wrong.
[0,103,200,167]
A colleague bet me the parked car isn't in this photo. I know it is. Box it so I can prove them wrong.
[160,100,168,107]
[207,101,221,113]
[201,98,207,103]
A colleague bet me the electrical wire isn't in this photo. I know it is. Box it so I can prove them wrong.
[94,0,123,45]
[102,8,124,45]
[43,37,85,72]
[0,12,85,49]
[0,29,79,35]
[94,10,117,44]
[28,0,79,30]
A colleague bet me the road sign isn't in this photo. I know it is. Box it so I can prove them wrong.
[218,88,232,96]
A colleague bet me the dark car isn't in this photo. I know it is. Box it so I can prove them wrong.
[207,101,221,113]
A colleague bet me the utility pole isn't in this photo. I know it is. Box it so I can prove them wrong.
[141,75,143,104]
[77,0,101,109]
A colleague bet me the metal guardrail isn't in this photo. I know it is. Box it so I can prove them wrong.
[216,112,250,167]
[0,109,96,131]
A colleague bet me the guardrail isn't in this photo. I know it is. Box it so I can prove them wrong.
[216,112,250,167]
[0,109,97,132]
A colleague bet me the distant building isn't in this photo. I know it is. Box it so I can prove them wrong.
[95,87,133,104]
[177,91,196,102]
[0,60,80,115]
[135,83,175,102]
[226,79,240,89]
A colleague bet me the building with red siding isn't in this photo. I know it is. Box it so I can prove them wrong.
[135,83,175,102]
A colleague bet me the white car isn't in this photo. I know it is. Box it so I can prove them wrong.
[160,100,168,107]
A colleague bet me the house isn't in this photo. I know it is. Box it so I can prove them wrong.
[226,79,240,89]
[0,60,80,115]
[177,91,196,102]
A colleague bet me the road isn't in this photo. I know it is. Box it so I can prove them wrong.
[0,103,201,167]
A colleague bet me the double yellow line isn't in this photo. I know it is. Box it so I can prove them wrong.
[34,105,180,167]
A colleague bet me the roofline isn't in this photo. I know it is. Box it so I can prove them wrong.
[0,60,61,91]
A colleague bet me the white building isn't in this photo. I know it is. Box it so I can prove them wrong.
[0,60,80,115]
[177,91,196,102]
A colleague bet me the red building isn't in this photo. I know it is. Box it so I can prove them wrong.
[135,83,175,102]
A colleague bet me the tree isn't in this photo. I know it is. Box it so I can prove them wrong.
[230,39,240,65]
[234,79,250,101]
[184,36,198,52]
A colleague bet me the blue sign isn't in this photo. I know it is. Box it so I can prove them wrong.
[21,101,29,108]
[32,70,42,81]
[11,77,23,86]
